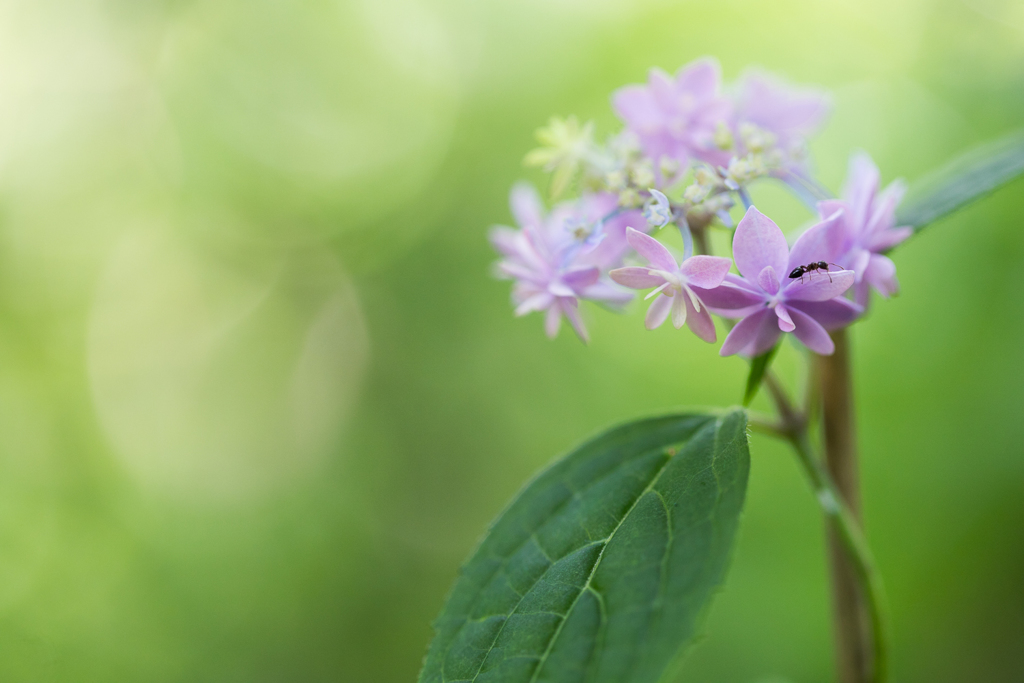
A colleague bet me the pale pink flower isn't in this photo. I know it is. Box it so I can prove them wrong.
[733,70,830,157]
[609,228,732,342]
[696,207,861,356]
[490,184,642,342]
[818,152,913,304]
[612,59,733,169]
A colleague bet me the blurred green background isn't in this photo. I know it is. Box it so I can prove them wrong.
[0,0,1021,681]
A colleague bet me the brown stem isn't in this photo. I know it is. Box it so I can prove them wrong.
[816,328,875,683]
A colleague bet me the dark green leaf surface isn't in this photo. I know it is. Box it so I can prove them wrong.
[419,410,750,683]
[897,129,1024,232]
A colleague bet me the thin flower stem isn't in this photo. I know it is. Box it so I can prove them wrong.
[803,356,821,427]
[679,222,695,258]
[746,411,787,439]
[738,187,753,210]
[818,329,878,683]
[786,432,889,683]
[691,225,711,256]
[756,370,888,683]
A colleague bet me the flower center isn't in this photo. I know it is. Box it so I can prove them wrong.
[650,269,683,288]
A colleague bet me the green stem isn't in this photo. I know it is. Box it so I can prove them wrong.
[759,371,888,683]
[786,432,889,683]
[691,225,711,256]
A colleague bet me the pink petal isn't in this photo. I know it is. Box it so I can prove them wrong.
[787,298,862,330]
[877,178,907,213]
[732,206,790,283]
[736,72,829,146]
[648,68,678,110]
[675,58,721,98]
[844,248,871,283]
[788,209,847,272]
[560,298,589,343]
[510,182,545,229]
[864,179,906,236]
[749,313,785,356]
[612,85,661,131]
[645,282,670,300]
[548,282,575,297]
[775,304,796,332]
[708,303,765,320]
[645,294,672,330]
[685,294,717,343]
[788,306,835,355]
[626,227,678,272]
[757,266,780,295]
[490,228,547,273]
[863,254,899,297]
[609,266,666,289]
[490,226,522,258]
[497,261,542,283]
[691,281,765,311]
[670,293,687,329]
[724,272,763,292]
[783,269,855,301]
[581,281,633,306]
[544,305,561,338]
[866,227,913,253]
[560,267,601,292]
[584,205,647,269]
[515,291,555,316]
[720,309,779,357]
[854,280,871,309]
[720,310,766,356]
[817,199,846,221]
[680,255,733,289]
[843,152,880,229]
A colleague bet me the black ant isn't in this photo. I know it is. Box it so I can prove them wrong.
[788,261,842,283]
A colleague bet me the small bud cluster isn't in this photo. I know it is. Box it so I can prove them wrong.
[523,116,596,199]
[492,58,911,352]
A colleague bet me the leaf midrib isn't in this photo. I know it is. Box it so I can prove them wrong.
[437,434,656,680]
[523,417,723,683]
[456,445,676,683]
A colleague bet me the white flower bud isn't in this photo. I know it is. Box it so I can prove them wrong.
[618,188,642,208]
[605,169,627,192]
[659,156,680,180]
[714,121,735,150]
[630,161,655,189]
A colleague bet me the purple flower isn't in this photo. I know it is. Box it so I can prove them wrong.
[490,183,642,342]
[612,58,732,170]
[733,70,830,158]
[609,228,732,342]
[818,152,913,304]
[697,206,861,356]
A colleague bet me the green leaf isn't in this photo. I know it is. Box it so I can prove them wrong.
[419,410,750,683]
[743,344,779,407]
[896,129,1024,232]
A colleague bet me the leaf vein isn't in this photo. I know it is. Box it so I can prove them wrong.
[525,421,719,683]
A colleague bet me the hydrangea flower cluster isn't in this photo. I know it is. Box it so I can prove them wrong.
[490,57,911,357]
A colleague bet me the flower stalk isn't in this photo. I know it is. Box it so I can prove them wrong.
[760,363,888,683]
[816,328,884,683]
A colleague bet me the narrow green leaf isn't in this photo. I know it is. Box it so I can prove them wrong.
[419,410,750,683]
[896,129,1024,232]
[743,344,779,407]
